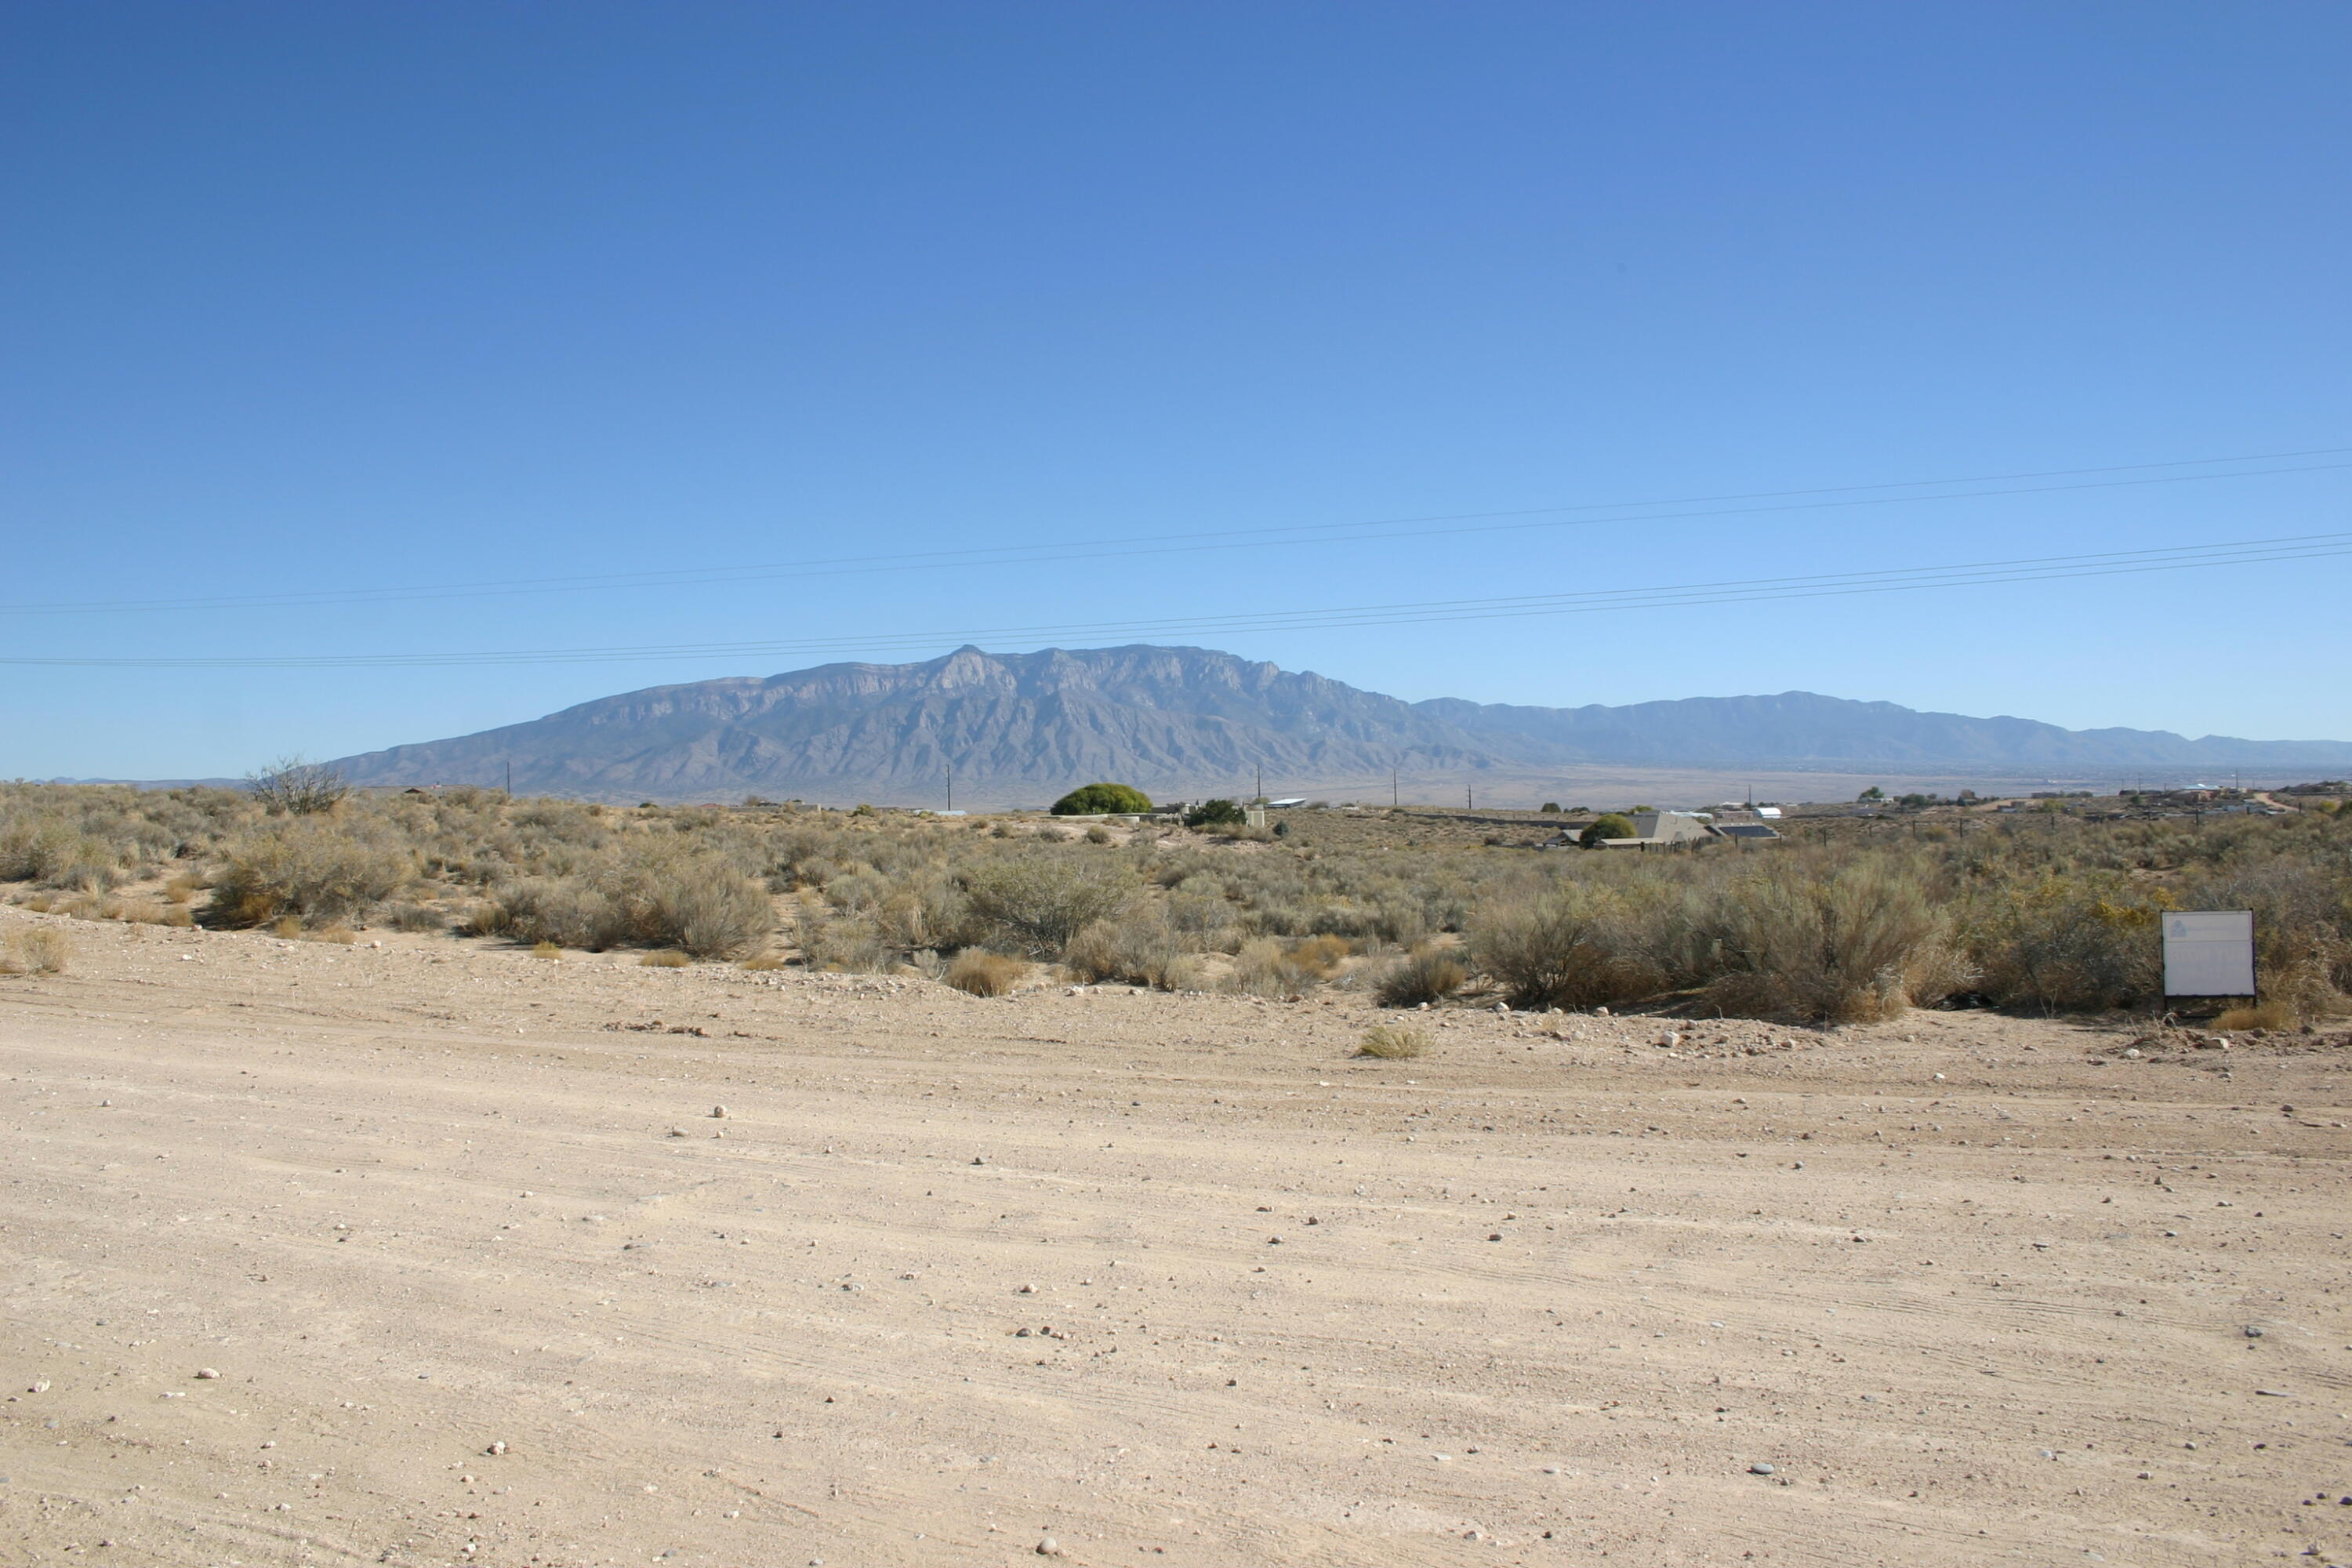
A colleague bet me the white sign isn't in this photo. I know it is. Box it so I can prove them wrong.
[2162,909,2256,998]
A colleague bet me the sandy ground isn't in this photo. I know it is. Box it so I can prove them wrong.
[4,910,2350,1568]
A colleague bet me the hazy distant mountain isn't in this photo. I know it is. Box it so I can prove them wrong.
[326,644,2352,804]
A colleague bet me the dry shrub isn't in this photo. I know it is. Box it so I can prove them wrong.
[2187,858,2351,1018]
[158,906,194,928]
[1374,946,1469,1007]
[740,952,787,971]
[798,911,890,972]
[0,927,71,975]
[1289,935,1350,978]
[1225,937,1327,999]
[2215,1000,2292,1031]
[307,923,358,945]
[493,877,620,949]
[964,857,1132,958]
[531,940,561,960]
[272,915,303,938]
[384,901,447,933]
[1966,876,2168,1011]
[1700,861,1961,1023]
[946,949,1027,996]
[492,844,772,958]
[1084,824,1114,844]
[1356,1023,1428,1059]
[164,873,204,904]
[1469,884,1657,1011]
[0,821,125,891]
[1064,905,1193,989]
[870,878,971,952]
[207,822,412,927]
[640,949,691,967]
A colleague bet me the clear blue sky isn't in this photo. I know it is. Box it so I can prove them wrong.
[5,2,2348,779]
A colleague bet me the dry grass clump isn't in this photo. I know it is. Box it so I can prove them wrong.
[1356,1023,1428,1059]
[1373,946,1468,1007]
[307,923,359,945]
[0,927,72,975]
[272,915,304,938]
[384,901,448,933]
[531,940,562,960]
[739,952,787,971]
[639,949,691,967]
[2214,999,2292,1031]
[1224,935,1351,998]
[946,949,1027,996]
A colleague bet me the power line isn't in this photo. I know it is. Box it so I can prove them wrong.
[5,528,2343,670]
[0,448,2344,618]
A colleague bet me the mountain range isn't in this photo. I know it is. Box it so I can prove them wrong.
[323,644,2352,806]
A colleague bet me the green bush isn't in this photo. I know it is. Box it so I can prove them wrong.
[1578,813,1636,848]
[1184,799,1247,829]
[1051,782,1153,816]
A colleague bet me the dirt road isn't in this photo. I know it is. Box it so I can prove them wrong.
[5,912,2349,1566]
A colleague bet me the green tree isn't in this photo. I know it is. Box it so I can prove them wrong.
[1578,812,1636,848]
[1050,782,1153,816]
[1184,798,1247,829]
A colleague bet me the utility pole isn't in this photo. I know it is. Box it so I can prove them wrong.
[1391,768,1398,808]
[1465,784,1473,811]
[1255,763,1262,803]
[945,760,952,813]
[504,760,511,796]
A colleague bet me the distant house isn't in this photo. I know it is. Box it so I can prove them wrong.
[1714,822,1783,844]
[1593,811,1720,850]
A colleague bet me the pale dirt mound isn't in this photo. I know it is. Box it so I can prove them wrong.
[4,909,2350,1567]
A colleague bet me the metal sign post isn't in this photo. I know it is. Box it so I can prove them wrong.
[2161,910,2256,1000]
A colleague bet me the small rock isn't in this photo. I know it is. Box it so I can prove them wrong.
[487,1441,506,1455]
[1036,1538,1062,1556]
[667,1127,688,1138]
[1017,1283,1036,1294]
[194,1368,220,1381]
[971,1156,987,1166]
[710,1105,728,1119]
[2244,1326,2264,1338]
[1749,1462,1775,1475]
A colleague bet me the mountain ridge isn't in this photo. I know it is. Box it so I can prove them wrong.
[319,644,2352,805]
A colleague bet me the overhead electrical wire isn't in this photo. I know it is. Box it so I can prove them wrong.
[0,446,2345,617]
[6,529,2343,669]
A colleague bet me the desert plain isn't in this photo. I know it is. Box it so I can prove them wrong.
[4,908,2349,1568]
